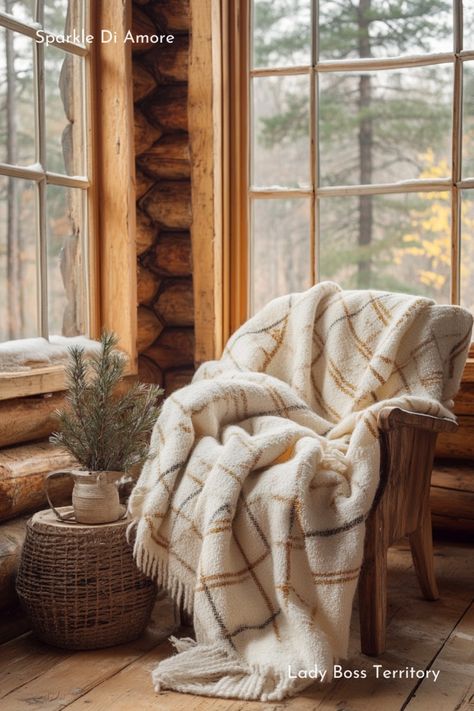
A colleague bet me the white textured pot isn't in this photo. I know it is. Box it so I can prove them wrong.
[45,470,126,524]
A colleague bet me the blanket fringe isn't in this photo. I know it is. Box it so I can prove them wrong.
[152,636,302,702]
[134,542,194,615]
[125,519,138,545]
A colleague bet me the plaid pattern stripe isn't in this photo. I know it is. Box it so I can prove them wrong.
[129,281,472,702]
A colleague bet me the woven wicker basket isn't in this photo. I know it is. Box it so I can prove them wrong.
[16,508,157,650]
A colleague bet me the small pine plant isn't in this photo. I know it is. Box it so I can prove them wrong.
[50,332,163,472]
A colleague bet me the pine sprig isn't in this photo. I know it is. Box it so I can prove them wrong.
[50,332,163,472]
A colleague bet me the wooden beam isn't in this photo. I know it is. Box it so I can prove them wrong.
[0,441,76,522]
[141,181,192,230]
[136,307,164,354]
[155,280,194,326]
[0,393,65,447]
[189,0,224,364]
[436,414,474,458]
[432,461,474,492]
[432,513,474,534]
[229,0,250,333]
[137,134,191,181]
[144,328,194,371]
[151,233,192,277]
[95,0,138,371]
[461,358,474,382]
[430,486,474,522]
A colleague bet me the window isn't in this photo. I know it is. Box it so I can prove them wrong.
[0,1,92,344]
[229,0,474,359]
[0,1,137,399]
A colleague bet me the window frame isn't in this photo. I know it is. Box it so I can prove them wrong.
[189,0,226,366]
[227,0,474,380]
[0,0,137,401]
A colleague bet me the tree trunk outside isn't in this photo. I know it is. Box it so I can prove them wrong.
[357,0,373,288]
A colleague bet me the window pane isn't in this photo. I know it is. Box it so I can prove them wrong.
[319,0,452,60]
[319,66,452,187]
[252,0,311,69]
[0,29,36,166]
[461,190,474,317]
[251,75,310,188]
[47,184,86,336]
[0,177,38,342]
[250,198,311,313]
[44,0,84,36]
[318,191,451,301]
[45,46,85,175]
[462,62,474,179]
[6,0,35,23]
[463,0,474,51]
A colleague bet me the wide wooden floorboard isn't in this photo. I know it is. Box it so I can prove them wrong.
[0,541,472,711]
[405,602,474,711]
[0,634,73,700]
[0,631,162,711]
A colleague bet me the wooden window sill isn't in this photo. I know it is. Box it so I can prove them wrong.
[0,360,137,402]
[0,366,70,402]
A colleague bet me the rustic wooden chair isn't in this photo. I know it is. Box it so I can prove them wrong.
[358,406,457,656]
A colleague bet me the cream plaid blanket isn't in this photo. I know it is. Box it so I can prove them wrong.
[128,282,472,701]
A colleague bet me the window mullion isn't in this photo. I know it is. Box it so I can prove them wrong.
[311,0,318,284]
[451,0,463,305]
[250,54,457,78]
[34,2,49,339]
[0,11,88,56]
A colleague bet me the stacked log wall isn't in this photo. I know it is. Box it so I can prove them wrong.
[132,0,195,394]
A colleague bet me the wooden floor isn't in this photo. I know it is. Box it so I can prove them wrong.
[0,539,473,711]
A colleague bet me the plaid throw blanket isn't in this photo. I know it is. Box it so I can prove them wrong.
[128,282,472,701]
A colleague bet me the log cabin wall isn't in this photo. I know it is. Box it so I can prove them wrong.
[132,0,195,394]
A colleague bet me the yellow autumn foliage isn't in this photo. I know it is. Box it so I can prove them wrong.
[394,150,474,298]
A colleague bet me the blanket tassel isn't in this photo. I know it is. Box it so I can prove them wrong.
[134,544,194,616]
[152,636,299,702]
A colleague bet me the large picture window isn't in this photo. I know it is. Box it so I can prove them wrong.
[0,0,92,346]
[230,0,474,346]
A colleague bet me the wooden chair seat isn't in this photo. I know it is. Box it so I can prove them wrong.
[358,406,457,656]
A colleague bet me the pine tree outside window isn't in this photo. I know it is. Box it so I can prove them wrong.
[229,0,474,361]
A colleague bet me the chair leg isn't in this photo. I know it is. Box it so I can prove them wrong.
[359,509,387,656]
[409,508,439,601]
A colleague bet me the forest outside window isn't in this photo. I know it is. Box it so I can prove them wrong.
[230,0,474,366]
